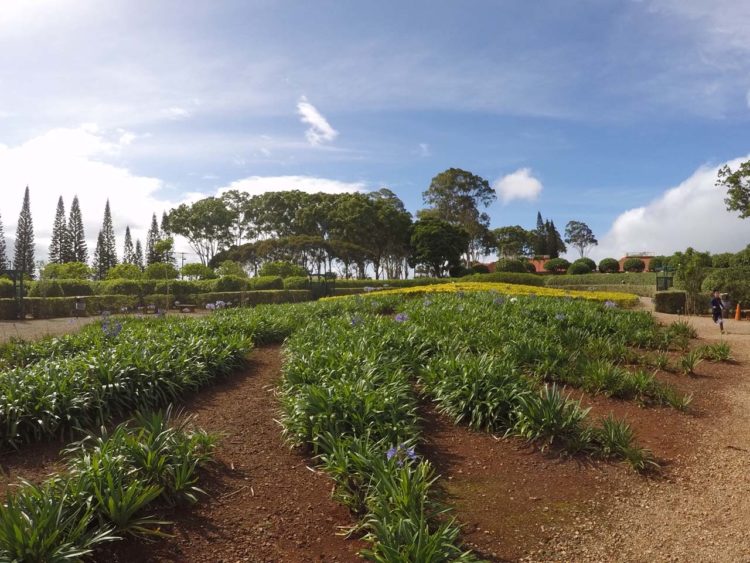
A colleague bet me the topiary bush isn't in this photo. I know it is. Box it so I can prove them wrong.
[567,261,593,275]
[56,279,94,296]
[180,263,217,280]
[144,262,179,280]
[598,258,620,273]
[28,280,64,298]
[575,257,597,271]
[654,291,686,314]
[215,275,251,292]
[249,276,284,290]
[471,263,490,274]
[494,259,528,273]
[97,279,143,296]
[623,257,646,273]
[283,276,310,289]
[543,258,570,274]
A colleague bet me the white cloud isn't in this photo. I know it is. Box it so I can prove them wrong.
[594,155,750,261]
[217,175,367,197]
[164,107,191,120]
[296,96,338,146]
[0,125,179,263]
[493,168,543,203]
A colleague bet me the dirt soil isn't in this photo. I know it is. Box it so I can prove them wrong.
[2,308,750,562]
[0,316,98,344]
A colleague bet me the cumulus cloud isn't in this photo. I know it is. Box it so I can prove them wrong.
[296,96,338,146]
[217,175,367,197]
[593,155,750,261]
[493,168,543,203]
[0,125,177,263]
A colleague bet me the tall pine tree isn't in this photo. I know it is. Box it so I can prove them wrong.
[146,213,163,265]
[92,230,106,280]
[95,200,118,276]
[68,195,87,264]
[160,212,176,266]
[49,196,68,264]
[0,211,7,271]
[13,186,35,277]
[122,226,135,264]
[134,239,145,270]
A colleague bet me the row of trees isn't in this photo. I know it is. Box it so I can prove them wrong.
[0,188,176,279]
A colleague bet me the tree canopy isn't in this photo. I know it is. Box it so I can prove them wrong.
[717,159,750,218]
[564,220,598,257]
[409,218,469,277]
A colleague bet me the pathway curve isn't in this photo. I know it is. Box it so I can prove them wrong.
[539,311,750,562]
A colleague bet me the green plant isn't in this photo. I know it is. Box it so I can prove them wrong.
[698,342,733,362]
[513,385,590,450]
[598,258,620,273]
[623,257,646,272]
[679,349,703,375]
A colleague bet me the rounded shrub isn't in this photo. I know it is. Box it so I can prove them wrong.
[215,275,250,292]
[283,276,310,289]
[567,261,593,275]
[57,279,94,296]
[494,259,528,273]
[543,258,571,274]
[180,263,217,280]
[144,262,179,280]
[106,263,143,280]
[575,257,596,271]
[28,280,64,297]
[598,258,620,273]
[249,276,284,290]
[471,263,490,274]
[0,278,15,298]
[623,257,646,273]
[258,261,308,278]
[97,279,143,296]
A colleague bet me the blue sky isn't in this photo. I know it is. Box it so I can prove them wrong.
[0,0,749,262]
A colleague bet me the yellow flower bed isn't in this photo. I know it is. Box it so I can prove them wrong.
[325,282,638,306]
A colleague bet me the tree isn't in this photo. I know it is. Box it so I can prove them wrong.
[68,195,87,264]
[106,263,143,280]
[493,226,534,258]
[167,198,234,265]
[258,261,308,278]
[146,214,163,265]
[216,260,247,278]
[564,220,598,257]
[122,226,136,264]
[97,200,118,276]
[409,218,469,278]
[622,257,646,272]
[676,253,708,315]
[49,196,68,264]
[13,186,35,277]
[220,190,252,246]
[544,220,566,258]
[160,212,176,266]
[40,262,91,280]
[422,168,496,264]
[598,257,620,273]
[0,210,7,271]
[543,258,570,273]
[181,263,217,280]
[144,262,179,280]
[134,240,145,270]
[716,159,750,217]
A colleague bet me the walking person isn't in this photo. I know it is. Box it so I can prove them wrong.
[711,289,725,334]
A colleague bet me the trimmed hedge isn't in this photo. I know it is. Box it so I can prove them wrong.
[493,259,528,273]
[190,290,313,307]
[25,295,141,318]
[554,284,655,298]
[215,276,250,292]
[97,279,143,296]
[0,279,16,298]
[462,271,545,287]
[654,291,686,314]
[546,272,656,287]
[248,276,284,290]
[283,276,310,289]
[57,279,95,296]
[567,262,592,275]
[0,299,17,320]
[28,280,64,298]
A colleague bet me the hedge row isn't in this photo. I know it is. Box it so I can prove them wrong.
[553,284,656,298]
[545,272,657,287]
[0,290,313,320]
[654,291,712,315]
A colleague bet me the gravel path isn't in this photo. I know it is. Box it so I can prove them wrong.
[538,309,750,562]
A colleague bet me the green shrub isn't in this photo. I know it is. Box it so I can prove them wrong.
[701,267,750,305]
[448,265,472,277]
[56,279,95,296]
[106,263,143,280]
[215,276,250,292]
[598,258,620,273]
[546,272,656,287]
[258,261,308,278]
[462,271,545,286]
[215,260,247,278]
[144,262,179,280]
[40,262,92,280]
[494,259,528,273]
[0,299,17,320]
[180,263,217,280]
[575,257,597,271]
[249,276,284,290]
[654,291,686,314]
[543,258,570,273]
[567,261,593,275]
[28,280,64,298]
[193,279,219,293]
[0,279,15,299]
[190,290,313,307]
[152,280,200,299]
[283,276,310,289]
[471,263,490,274]
[97,279,143,296]
[623,257,646,273]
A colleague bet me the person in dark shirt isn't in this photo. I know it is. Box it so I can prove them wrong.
[710,289,725,334]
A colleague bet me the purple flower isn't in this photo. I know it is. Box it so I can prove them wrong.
[423,298,432,307]
[493,296,505,306]
[456,291,465,298]
[394,313,408,323]
[386,444,418,466]
[555,313,565,321]
[349,315,364,327]
[102,319,123,338]
[604,300,617,309]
